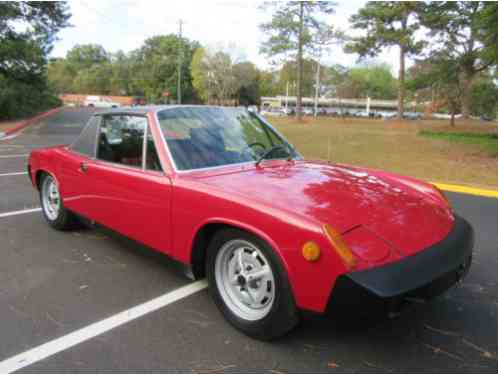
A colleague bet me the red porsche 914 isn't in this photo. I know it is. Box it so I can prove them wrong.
[28,106,474,339]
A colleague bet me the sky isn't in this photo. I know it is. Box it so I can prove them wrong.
[51,0,402,75]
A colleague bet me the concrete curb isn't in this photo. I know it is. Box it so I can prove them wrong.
[433,182,498,199]
[0,107,62,140]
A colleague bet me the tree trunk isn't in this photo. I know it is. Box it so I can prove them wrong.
[460,70,473,119]
[450,109,455,127]
[296,2,304,122]
[397,44,405,120]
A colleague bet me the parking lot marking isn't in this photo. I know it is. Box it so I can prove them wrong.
[0,172,27,177]
[0,280,208,373]
[433,182,498,199]
[0,154,28,158]
[0,208,41,218]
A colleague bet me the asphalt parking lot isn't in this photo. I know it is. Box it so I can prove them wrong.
[0,108,497,373]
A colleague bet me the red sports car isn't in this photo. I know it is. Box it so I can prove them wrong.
[28,106,474,339]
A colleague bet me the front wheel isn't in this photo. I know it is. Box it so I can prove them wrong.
[206,228,299,340]
[40,173,77,230]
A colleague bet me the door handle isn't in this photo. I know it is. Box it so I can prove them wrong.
[80,162,89,172]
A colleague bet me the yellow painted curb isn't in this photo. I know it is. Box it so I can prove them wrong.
[432,182,498,199]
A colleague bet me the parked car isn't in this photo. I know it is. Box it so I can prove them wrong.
[379,111,397,119]
[433,113,462,120]
[354,110,370,118]
[83,95,121,108]
[325,108,339,116]
[28,106,474,340]
[302,107,314,116]
[282,107,295,116]
[480,114,495,122]
[403,112,423,120]
[260,107,285,117]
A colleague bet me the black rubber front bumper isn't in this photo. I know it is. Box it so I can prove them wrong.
[326,215,474,315]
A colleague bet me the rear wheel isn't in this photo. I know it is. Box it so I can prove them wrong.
[206,228,299,340]
[40,173,76,230]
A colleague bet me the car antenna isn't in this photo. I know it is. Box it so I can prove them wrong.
[327,136,331,163]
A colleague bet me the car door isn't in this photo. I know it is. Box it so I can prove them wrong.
[59,115,101,219]
[87,114,172,254]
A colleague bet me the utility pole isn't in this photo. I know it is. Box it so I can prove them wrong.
[285,81,289,113]
[314,59,320,117]
[177,19,183,104]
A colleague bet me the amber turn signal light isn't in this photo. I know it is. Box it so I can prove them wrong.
[323,224,357,269]
[302,241,321,262]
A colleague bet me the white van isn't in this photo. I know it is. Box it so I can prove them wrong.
[83,96,120,108]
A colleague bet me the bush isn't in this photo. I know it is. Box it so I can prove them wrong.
[0,74,61,121]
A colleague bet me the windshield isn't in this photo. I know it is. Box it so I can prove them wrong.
[157,107,299,171]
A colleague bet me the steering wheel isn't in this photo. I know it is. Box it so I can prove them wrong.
[241,142,266,158]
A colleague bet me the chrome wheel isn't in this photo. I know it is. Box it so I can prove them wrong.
[42,175,60,221]
[215,239,275,321]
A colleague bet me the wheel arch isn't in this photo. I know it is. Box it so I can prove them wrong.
[35,169,48,190]
[35,168,59,190]
[189,219,290,280]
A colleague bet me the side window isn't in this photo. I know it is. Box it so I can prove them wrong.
[97,115,145,168]
[146,126,162,171]
[70,116,100,157]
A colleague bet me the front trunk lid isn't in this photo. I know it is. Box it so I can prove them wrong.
[193,161,454,257]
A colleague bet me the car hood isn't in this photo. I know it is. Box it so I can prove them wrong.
[195,161,454,256]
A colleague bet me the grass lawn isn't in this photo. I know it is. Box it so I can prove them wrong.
[269,116,498,190]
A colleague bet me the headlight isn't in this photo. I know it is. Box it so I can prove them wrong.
[323,224,357,269]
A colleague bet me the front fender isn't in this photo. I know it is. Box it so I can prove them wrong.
[171,179,348,312]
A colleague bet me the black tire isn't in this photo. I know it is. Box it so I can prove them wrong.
[206,228,299,340]
[39,173,77,231]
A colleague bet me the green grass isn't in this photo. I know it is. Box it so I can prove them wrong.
[419,130,498,157]
[268,116,498,189]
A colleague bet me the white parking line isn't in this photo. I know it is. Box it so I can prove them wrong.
[0,172,27,177]
[0,280,208,373]
[0,154,28,158]
[0,208,41,218]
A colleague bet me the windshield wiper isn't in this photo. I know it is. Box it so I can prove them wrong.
[255,145,292,167]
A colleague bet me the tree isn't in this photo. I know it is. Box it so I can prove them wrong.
[420,2,495,119]
[73,62,113,95]
[260,1,337,120]
[191,48,239,104]
[324,64,352,98]
[47,58,74,94]
[129,34,199,103]
[323,63,397,100]
[258,70,279,98]
[346,2,423,119]
[109,51,132,96]
[191,47,209,102]
[278,59,321,97]
[480,2,498,63]
[349,64,397,100]
[470,78,498,119]
[408,55,463,126]
[66,44,109,71]
[0,2,70,119]
[233,62,260,106]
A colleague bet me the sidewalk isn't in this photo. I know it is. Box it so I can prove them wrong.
[0,107,62,139]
